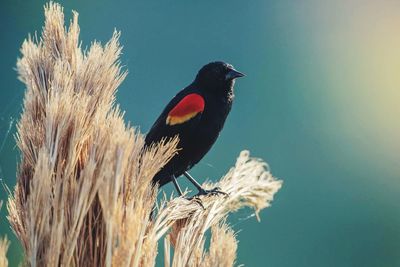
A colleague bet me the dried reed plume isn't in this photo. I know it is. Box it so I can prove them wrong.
[0,236,9,267]
[7,2,282,266]
[0,201,10,267]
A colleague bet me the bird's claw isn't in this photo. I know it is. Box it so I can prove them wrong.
[185,187,227,210]
[185,195,205,209]
[196,187,228,197]
[193,197,205,209]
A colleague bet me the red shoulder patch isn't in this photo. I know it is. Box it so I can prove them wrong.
[166,93,205,125]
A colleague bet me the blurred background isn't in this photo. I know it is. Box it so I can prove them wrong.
[0,0,399,266]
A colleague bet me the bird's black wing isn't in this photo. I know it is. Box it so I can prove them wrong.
[145,88,204,146]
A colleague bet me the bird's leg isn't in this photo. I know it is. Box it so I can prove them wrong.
[183,171,203,192]
[172,174,205,209]
[171,175,183,196]
[183,171,227,197]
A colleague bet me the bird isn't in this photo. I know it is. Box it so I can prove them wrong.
[144,61,244,196]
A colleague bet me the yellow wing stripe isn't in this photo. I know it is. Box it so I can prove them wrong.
[166,111,200,125]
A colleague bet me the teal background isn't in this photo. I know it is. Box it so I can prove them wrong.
[1,1,399,266]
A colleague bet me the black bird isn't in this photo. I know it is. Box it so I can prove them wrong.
[145,61,244,196]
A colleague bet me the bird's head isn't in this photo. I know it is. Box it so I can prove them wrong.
[194,61,244,94]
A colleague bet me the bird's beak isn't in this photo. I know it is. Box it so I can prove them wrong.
[225,68,245,80]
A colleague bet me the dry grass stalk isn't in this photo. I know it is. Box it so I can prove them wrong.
[203,223,238,267]
[6,2,282,267]
[163,222,238,267]
[0,236,9,267]
[157,150,282,266]
[7,2,177,266]
[0,201,10,267]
